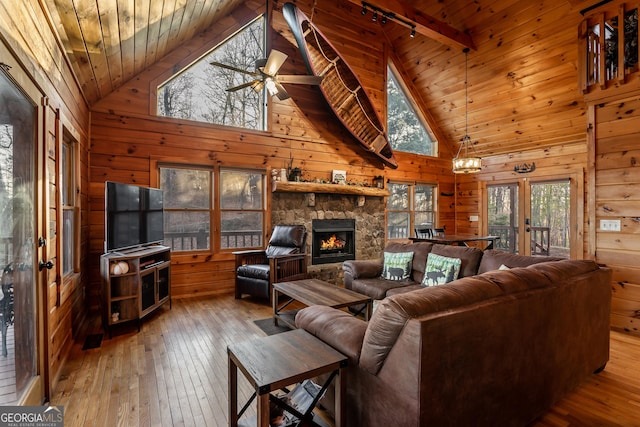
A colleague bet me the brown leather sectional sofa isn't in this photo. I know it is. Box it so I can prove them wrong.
[296,243,612,426]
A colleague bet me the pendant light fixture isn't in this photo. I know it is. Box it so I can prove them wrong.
[453,48,482,174]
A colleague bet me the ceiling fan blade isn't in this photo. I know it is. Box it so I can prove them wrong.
[210,61,259,77]
[277,75,324,85]
[263,50,288,76]
[227,80,260,92]
[274,81,290,100]
[252,81,265,93]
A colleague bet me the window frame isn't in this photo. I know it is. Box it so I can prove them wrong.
[386,181,438,240]
[154,14,268,131]
[154,162,268,255]
[386,61,438,157]
[61,131,80,276]
[158,164,215,253]
[218,167,267,251]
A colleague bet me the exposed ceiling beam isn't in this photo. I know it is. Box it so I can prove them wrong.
[347,0,475,50]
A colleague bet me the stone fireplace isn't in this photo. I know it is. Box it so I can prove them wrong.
[311,219,356,265]
[271,192,385,285]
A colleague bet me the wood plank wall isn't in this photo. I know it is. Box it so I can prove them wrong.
[594,96,640,336]
[448,0,640,337]
[0,0,90,396]
[89,0,454,302]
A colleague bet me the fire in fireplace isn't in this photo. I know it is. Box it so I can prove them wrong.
[312,219,356,265]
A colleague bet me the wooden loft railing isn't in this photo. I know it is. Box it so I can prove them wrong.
[579,1,640,102]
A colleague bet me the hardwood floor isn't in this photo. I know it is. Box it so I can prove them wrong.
[51,294,640,426]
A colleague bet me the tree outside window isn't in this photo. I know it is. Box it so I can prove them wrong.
[220,169,264,249]
[160,167,212,252]
[157,16,266,130]
[387,64,436,156]
[387,182,436,239]
[159,166,266,252]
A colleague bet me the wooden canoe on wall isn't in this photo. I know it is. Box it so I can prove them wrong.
[282,2,398,169]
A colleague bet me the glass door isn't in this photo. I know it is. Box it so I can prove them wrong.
[527,180,571,258]
[487,183,519,253]
[484,176,577,259]
[0,67,39,404]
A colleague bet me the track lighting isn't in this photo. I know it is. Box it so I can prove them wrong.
[360,2,418,39]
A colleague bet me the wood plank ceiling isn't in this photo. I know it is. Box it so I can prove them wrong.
[43,0,248,105]
[43,0,601,158]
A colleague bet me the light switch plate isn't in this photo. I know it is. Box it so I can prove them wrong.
[469,215,479,222]
[600,219,621,231]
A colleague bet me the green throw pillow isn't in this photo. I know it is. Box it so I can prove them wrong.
[382,252,414,281]
[421,253,462,286]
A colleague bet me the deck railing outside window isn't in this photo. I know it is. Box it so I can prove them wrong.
[164,230,262,251]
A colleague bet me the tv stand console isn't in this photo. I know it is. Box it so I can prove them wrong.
[101,245,171,336]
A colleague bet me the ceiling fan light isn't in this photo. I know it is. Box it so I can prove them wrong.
[265,78,278,96]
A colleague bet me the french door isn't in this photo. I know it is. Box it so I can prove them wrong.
[484,175,581,259]
[0,50,46,404]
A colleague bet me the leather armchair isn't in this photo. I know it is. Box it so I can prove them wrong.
[233,225,308,302]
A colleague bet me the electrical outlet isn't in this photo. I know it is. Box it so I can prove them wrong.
[469,215,479,222]
[600,219,621,231]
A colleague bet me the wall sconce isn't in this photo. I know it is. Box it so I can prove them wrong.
[373,175,384,188]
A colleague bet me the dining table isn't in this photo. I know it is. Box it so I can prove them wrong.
[409,234,500,250]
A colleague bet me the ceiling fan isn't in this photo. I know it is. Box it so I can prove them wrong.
[210,49,323,100]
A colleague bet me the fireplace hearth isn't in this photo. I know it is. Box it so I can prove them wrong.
[312,219,356,265]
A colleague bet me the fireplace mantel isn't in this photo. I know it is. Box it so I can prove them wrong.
[272,181,389,197]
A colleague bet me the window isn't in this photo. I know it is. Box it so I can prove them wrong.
[160,167,213,252]
[220,169,265,249]
[62,133,79,275]
[157,16,266,130]
[387,64,436,156]
[387,182,436,239]
[159,165,266,252]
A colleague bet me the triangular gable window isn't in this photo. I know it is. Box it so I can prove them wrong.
[157,16,266,130]
[387,64,436,156]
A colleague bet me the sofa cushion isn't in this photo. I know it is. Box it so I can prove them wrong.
[477,249,564,274]
[386,284,422,296]
[430,244,483,277]
[350,277,416,300]
[382,252,413,280]
[421,253,461,286]
[295,305,367,365]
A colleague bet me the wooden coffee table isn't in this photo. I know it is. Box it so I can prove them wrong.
[272,278,373,328]
[228,328,347,427]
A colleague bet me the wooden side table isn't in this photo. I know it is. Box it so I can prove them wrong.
[228,329,347,427]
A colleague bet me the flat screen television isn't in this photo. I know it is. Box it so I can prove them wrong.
[105,181,164,252]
